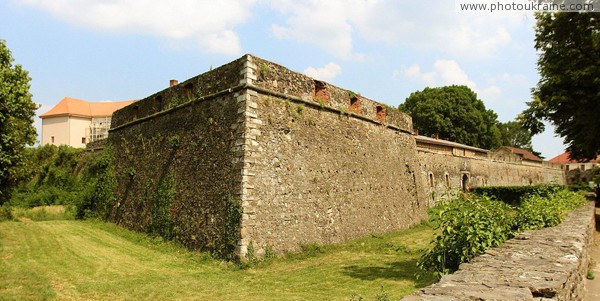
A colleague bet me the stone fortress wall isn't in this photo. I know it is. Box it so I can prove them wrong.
[109,54,565,259]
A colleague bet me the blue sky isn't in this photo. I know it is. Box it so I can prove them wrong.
[1,0,566,159]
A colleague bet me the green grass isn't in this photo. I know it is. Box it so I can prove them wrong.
[0,211,435,300]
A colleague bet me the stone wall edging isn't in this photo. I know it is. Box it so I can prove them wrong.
[402,202,595,301]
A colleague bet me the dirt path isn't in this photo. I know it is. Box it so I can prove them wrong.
[584,206,600,301]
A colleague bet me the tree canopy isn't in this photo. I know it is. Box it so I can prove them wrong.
[399,85,502,150]
[0,39,38,204]
[519,12,600,160]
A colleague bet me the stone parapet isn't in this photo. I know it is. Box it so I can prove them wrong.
[402,202,595,301]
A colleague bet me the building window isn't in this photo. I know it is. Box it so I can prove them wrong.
[349,95,360,114]
[82,137,86,144]
[429,173,434,187]
[51,136,54,144]
[375,105,385,122]
[581,164,585,171]
[565,165,570,171]
[445,174,450,187]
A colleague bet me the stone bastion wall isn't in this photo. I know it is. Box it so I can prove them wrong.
[402,202,595,301]
[108,54,568,259]
[109,54,427,258]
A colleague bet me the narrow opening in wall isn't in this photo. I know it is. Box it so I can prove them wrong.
[82,137,86,144]
[445,174,450,187]
[184,83,194,99]
[429,173,435,187]
[314,80,329,105]
[462,174,469,192]
[51,136,54,144]
[156,95,163,110]
[349,96,360,114]
[375,105,385,122]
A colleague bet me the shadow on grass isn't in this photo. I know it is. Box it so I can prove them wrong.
[342,258,437,287]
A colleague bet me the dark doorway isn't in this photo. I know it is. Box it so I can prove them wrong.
[462,174,469,192]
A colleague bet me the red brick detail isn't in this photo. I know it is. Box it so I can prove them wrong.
[314,80,329,104]
[349,96,360,114]
[375,105,386,123]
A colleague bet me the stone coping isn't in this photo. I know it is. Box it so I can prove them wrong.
[402,202,595,301]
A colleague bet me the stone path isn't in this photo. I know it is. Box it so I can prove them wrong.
[584,206,600,301]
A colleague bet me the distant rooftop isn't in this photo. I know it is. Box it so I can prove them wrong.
[40,97,135,119]
[549,152,599,164]
[415,135,489,153]
[499,146,543,162]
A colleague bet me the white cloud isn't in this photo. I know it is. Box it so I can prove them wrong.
[303,62,342,82]
[268,0,369,60]
[399,60,476,89]
[269,0,528,60]
[396,59,506,104]
[18,0,256,56]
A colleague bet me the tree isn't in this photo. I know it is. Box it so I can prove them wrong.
[497,121,544,158]
[0,40,38,204]
[497,121,533,149]
[399,85,502,150]
[519,12,600,160]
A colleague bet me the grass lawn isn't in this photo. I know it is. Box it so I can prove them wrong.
[0,208,436,300]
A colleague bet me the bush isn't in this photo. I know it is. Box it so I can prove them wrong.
[418,188,585,279]
[417,194,516,278]
[0,204,14,222]
[517,189,586,231]
[470,184,563,206]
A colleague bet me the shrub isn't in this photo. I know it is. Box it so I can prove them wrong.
[418,188,586,279]
[470,184,562,206]
[417,194,516,278]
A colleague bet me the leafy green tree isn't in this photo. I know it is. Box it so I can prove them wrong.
[497,121,533,149]
[399,85,502,150]
[0,40,38,204]
[519,12,600,160]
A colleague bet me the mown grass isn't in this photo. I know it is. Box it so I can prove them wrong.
[0,208,436,301]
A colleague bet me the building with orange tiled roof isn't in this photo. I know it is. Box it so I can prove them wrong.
[40,97,135,148]
[549,152,599,184]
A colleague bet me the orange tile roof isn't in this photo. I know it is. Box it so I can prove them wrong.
[549,152,599,163]
[40,97,135,118]
[500,146,543,162]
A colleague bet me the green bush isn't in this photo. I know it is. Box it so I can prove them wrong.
[470,184,562,206]
[0,204,14,222]
[418,188,585,279]
[517,189,586,231]
[417,194,516,278]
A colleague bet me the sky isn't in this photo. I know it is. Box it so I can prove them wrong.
[0,0,567,159]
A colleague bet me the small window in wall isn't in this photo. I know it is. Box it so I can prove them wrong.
[184,83,194,99]
[349,95,360,114]
[565,165,570,171]
[445,174,450,187]
[580,164,586,171]
[314,80,329,105]
[82,137,86,144]
[156,95,163,110]
[375,105,386,122]
[429,173,435,187]
[51,136,55,144]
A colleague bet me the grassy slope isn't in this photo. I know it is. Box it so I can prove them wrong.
[0,219,435,301]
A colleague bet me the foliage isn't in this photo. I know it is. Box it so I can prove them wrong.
[470,184,562,206]
[0,204,13,221]
[417,194,516,278]
[222,196,243,261]
[399,85,502,150]
[148,174,176,239]
[0,40,39,203]
[516,189,586,231]
[519,12,600,160]
[9,145,85,208]
[418,188,585,278]
[75,146,116,220]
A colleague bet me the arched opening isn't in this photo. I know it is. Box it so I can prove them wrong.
[462,174,469,192]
